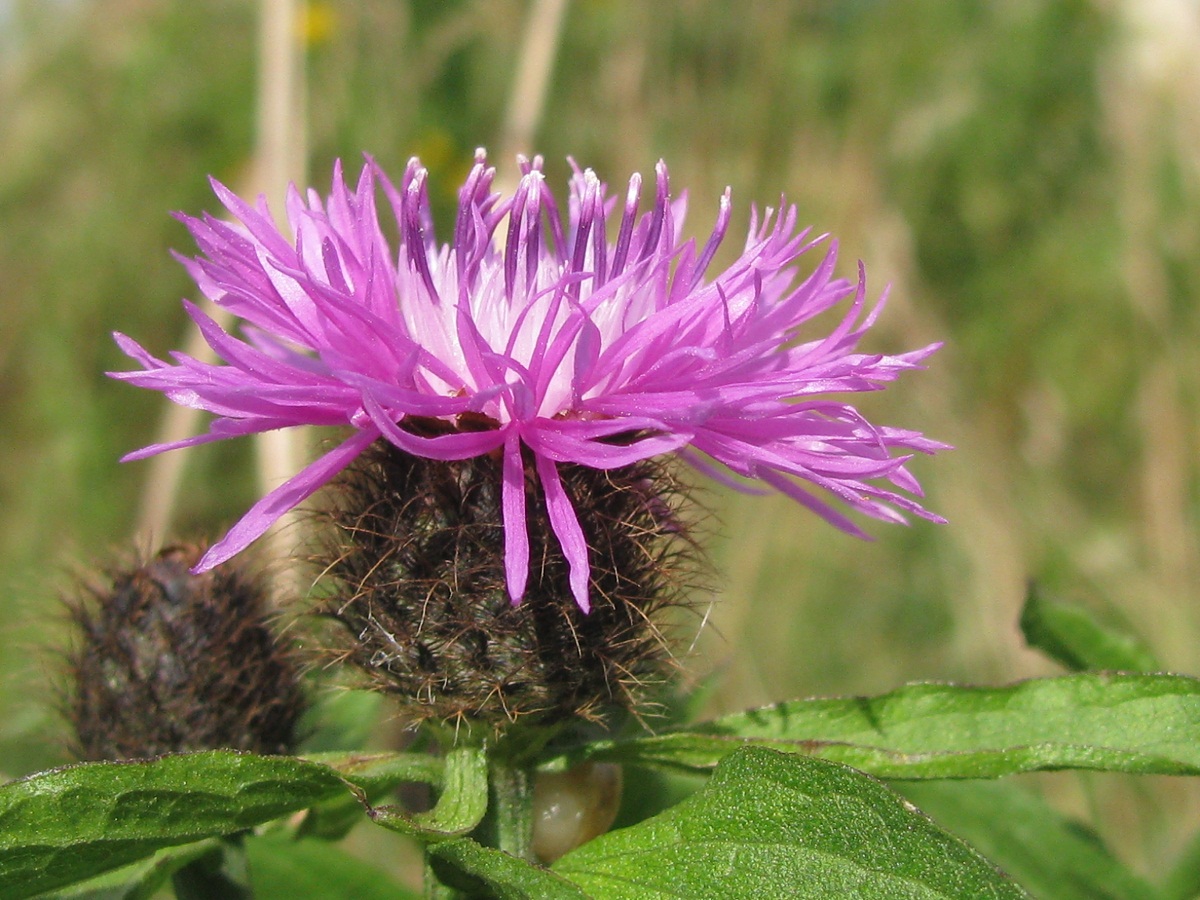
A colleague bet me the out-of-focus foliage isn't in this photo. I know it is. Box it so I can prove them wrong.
[2,0,1199,883]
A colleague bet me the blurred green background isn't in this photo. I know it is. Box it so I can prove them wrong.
[3,0,1199,883]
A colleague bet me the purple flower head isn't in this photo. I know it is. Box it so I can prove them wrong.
[112,151,947,613]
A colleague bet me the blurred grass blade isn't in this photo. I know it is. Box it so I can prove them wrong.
[554,746,1028,899]
[369,746,488,841]
[0,751,350,900]
[548,674,1200,779]
[900,780,1160,900]
[297,689,386,754]
[1020,584,1160,672]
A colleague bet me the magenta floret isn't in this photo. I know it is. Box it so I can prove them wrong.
[113,151,947,612]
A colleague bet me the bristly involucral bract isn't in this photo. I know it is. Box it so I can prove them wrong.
[112,150,948,612]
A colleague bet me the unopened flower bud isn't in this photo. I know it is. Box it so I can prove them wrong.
[65,544,306,760]
[317,441,695,732]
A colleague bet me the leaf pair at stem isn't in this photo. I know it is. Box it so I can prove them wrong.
[7,666,1200,899]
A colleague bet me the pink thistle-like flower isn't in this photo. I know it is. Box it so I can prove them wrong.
[112,151,947,613]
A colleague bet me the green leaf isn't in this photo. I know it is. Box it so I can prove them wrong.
[0,751,350,900]
[429,839,592,900]
[32,840,222,900]
[370,746,488,841]
[299,751,446,839]
[314,750,445,795]
[899,781,1160,900]
[244,831,421,900]
[1020,584,1160,672]
[547,674,1200,779]
[554,746,1028,899]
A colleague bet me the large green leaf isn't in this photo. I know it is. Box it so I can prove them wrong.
[0,752,349,900]
[32,840,222,900]
[553,746,1028,899]
[547,674,1200,779]
[1020,585,1160,673]
[429,839,592,900]
[900,781,1160,900]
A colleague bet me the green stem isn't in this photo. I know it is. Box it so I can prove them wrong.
[421,752,536,897]
[490,761,534,861]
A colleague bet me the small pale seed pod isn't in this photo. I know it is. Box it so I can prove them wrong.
[531,762,623,864]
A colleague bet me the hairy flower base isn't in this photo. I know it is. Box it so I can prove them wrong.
[317,440,697,729]
[65,545,306,760]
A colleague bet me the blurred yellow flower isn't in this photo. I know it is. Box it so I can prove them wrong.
[298,1,336,47]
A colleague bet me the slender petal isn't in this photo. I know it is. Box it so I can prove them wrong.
[536,453,591,614]
[195,428,380,571]
[502,430,530,604]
